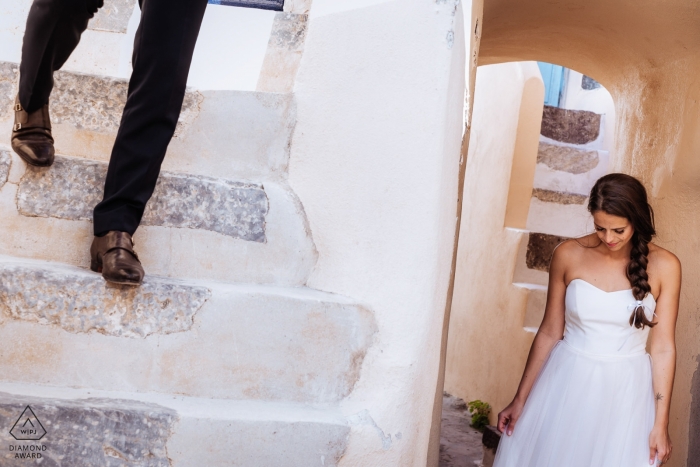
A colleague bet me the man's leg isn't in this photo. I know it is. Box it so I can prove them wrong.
[13,0,101,166]
[90,0,208,285]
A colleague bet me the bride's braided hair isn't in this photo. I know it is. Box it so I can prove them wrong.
[588,173,656,329]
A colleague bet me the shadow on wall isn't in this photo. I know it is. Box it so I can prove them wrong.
[443,61,616,435]
[444,61,544,430]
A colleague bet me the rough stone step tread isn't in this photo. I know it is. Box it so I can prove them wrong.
[540,105,602,145]
[0,381,348,467]
[0,254,362,339]
[0,253,351,299]
[0,148,317,286]
[531,187,588,205]
[536,142,601,175]
[17,154,268,242]
[0,62,296,183]
[0,61,288,137]
[525,232,570,273]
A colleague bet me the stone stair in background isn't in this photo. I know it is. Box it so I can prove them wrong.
[526,105,606,239]
[0,58,374,464]
[511,105,605,334]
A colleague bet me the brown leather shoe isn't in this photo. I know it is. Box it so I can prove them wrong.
[90,231,145,286]
[11,95,55,167]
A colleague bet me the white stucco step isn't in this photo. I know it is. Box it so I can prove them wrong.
[511,230,548,286]
[513,282,547,331]
[0,62,294,182]
[526,195,593,239]
[0,382,348,467]
[0,256,377,404]
[0,150,316,286]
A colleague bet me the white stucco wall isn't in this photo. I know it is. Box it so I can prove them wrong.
[187,5,275,90]
[289,0,466,464]
[445,62,543,425]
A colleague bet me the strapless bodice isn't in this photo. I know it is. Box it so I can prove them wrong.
[563,279,656,357]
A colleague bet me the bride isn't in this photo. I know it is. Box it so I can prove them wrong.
[493,173,680,466]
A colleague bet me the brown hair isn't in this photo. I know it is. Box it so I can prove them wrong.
[588,173,656,329]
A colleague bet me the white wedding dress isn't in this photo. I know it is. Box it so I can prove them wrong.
[493,278,656,467]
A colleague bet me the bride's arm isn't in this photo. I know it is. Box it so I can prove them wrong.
[647,249,681,465]
[496,241,569,435]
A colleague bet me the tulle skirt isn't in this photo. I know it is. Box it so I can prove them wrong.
[493,341,655,467]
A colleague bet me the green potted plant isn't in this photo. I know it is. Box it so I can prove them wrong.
[467,400,491,431]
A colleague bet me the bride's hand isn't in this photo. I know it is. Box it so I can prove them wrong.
[497,399,524,436]
[649,424,672,465]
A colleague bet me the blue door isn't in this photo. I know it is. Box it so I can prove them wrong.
[537,62,565,107]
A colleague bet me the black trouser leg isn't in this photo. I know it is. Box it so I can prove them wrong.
[92,0,209,236]
[19,0,101,112]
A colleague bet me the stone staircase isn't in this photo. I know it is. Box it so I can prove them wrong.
[0,63,316,286]
[0,62,376,465]
[525,105,607,239]
[511,105,607,333]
